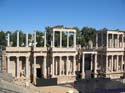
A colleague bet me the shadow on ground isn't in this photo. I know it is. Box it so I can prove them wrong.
[74,78,125,93]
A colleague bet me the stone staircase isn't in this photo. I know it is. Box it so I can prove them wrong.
[57,76,76,84]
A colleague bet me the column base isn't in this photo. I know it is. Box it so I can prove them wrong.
[81,72,85,79]
[33,76,36,85]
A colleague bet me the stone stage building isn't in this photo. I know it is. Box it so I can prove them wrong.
[3,27,125,85]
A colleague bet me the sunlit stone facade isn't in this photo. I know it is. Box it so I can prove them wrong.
[4,27,125,85]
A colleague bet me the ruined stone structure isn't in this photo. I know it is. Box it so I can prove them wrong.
[3,27,125,85]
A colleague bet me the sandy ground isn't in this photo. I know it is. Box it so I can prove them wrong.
[38,85,78,93]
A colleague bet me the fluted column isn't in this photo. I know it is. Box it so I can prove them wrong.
[7,56,10,73]
[82,53,85,78]
[60,31,62,48]
[52,56,55,77]
[121,55,123,71]
[59,56,62,76]
[67,32,69,48]
[44,31,46,47]
[53,31,55,47]
[16,56,20,78]
[101,32,103,47]
[117,35,119,48]
[26,32,28,47]
[91,54,93,70]
[33,56,36,85]
[122,35,124,48]
[74,32,76,48]
[26,57,29,78]
[17,32,19,47]
[73,56,76,76]
[112,34,114,48]
[43,56,47,78]
[7,33,10,47]
[94,54,97,78]
[96,33,98,48]
[107,33,108,48]
[66,56,69,76]
[34,32,36,47]
[111,56,113,72]
[116,55,119,72]
[55,60,58,75]
[106,56,108,73]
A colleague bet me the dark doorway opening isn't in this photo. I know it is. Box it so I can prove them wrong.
[37,68,42,78]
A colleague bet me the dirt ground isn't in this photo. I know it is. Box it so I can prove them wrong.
[38,85,78,93]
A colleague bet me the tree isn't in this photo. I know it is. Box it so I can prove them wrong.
[81,27,96,47]
[36,30,44,47]
[0,31,6,48]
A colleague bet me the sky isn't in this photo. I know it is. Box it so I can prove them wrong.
[0,0,125,32]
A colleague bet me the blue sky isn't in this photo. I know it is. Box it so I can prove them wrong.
[0,0,125,32]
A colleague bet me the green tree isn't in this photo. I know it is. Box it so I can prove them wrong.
[0,31,6,48]
[81,27,96,47]
[36,30,44,47]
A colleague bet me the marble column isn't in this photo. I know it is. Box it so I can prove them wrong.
[111,56,113,72]
[67,32,69,48]
[66,56,69,76]
[26,57,29,78]
[116,55,119,72]
[16,56,20,78]
[106,56,108,73]
[91,54,93,70]
[112,34,114,48]
[121,55,123,71]
[26,32,28,47]
[59,56,62,76]
[96,33,98,49]
[55,60,58,75]
[33,56,36,84]
[34,32,36,47]
[43,56,47,78]
[53,31,55,47]
[94,54,97,78]
[74,32,76,48]
[7,56,10,73]
[52,56,55,77]
[17,32,19,47]
[44,31,46,48]
[60,31,62,48]
[73,56,76,76]
[122,35,124,48]
[82,54,85,78]
[117,35,119,48]
[107,33,108,48]
[101,32,103,47]
[7,33,10,47]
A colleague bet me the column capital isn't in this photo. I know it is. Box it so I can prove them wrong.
[44,55,47,57]
[7,55,10,58]
[16,56,20,58]
[26,56,29,58]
